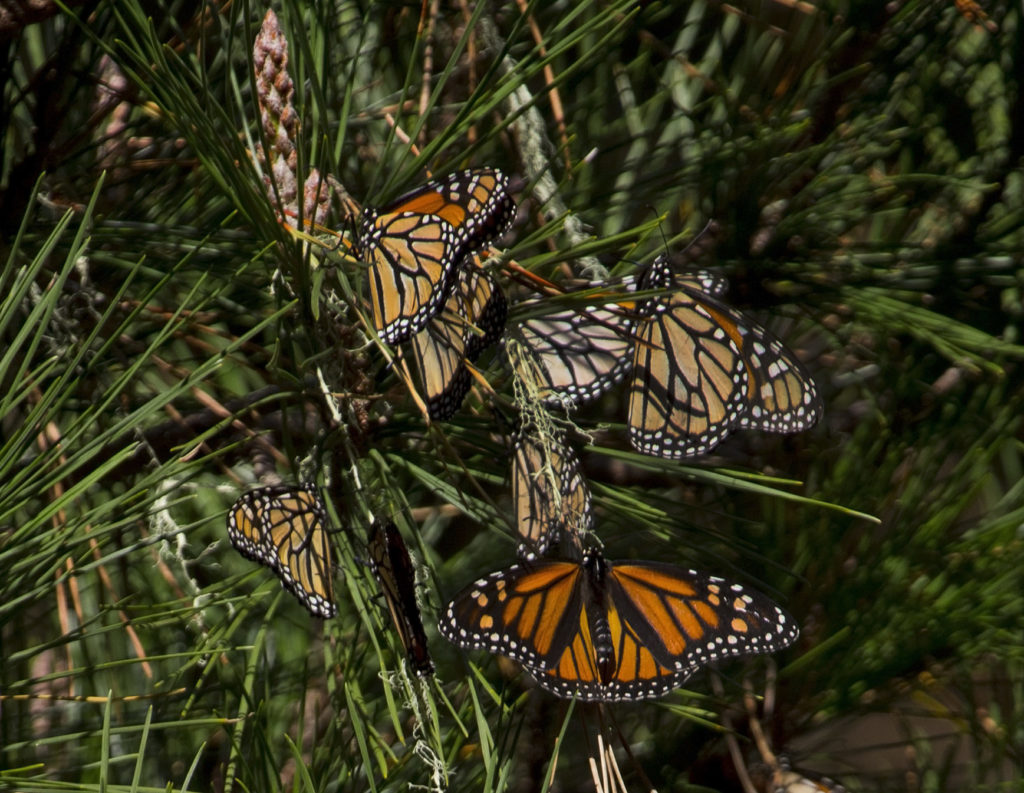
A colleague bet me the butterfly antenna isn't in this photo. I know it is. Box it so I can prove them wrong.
[678,218,721,265]
[654,218,721,273]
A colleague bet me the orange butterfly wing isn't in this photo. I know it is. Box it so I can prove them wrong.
[629,256,821,458]
[629,287,750,457]
[409,265,506,420]
[226,485,336,619]
[441,553,799,702]
[357,169,515,345]
[440,560,584,673]
[511,423,592,559]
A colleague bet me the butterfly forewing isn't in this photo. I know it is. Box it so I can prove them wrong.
[629,291,748,458]
[514,279,637,408]
[425,168,517,250]
[263,488,336,618]
[641,256,729,298]
[608,562,798,673]
[674,281,822,437]
[440,560,585,672]
[675,271,730,298]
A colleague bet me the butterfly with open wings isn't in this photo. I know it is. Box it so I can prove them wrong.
[441,549,798,702]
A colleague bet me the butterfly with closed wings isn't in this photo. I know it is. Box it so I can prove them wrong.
[367,520,434,676]
[227,484,336,618]
[354,168,516,345]
[511,422,592,559]
[629,255,823,458]
[408,264,507,420]
[440,549,798,702]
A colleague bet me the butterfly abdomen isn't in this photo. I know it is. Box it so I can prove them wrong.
[581,552,617,684]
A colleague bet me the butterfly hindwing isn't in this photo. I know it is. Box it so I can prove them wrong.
[409,266,507,420]
[460,267,508,362]
[226,490,269,564]
[732,320,823,433]
[410,311,473,421]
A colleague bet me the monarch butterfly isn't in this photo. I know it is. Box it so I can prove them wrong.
[226,484,336,618]
[368,520,434,676]
[409,265,507,420]
[512,279,637,408]
[355,168,516,345]
[511,422,592,558]
[440,549,798,702]
[629,255,822,458]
